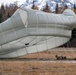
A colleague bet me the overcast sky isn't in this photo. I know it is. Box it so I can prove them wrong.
[0,0,25,6]
[0,0,75,9]
[0,0,75,5]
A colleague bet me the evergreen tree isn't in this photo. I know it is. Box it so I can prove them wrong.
[74,4,76,13]
[1,4,5,13]
[0,12,2,23]
[31,0,38,10]
[32,0,35,9]
[56,3,58,13]
[64,4,68,10]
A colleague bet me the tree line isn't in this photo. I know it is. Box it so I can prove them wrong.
[0,2,18,23]
[0,1,76,23]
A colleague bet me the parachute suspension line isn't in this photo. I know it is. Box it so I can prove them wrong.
[9,36,32,55]
[21,37,37,54]
[14,37,37,56]
[28,36,38,55]
[10,37,26,45]
[32,36,47,45]
[29,36,37,45]
[22,36,37,46]
[21,36,37,54]
[9,36,28,56]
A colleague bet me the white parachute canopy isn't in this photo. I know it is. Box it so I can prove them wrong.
[0,8,76,58]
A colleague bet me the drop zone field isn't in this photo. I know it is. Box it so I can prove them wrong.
[0,48,76,75]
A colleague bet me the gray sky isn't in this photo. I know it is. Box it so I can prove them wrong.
[0,0,75,7]
[0,0,25,6]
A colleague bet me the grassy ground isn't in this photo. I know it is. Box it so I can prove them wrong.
[0,48,76,75]
[21,48,76,60]
[0,60,76,75]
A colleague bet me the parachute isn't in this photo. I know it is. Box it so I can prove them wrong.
[0,8,76,58]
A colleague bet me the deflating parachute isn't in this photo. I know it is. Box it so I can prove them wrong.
[0,8,76,58]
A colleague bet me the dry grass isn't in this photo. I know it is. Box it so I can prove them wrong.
[21,48,76,59]
[0,48,76,75]
[0,61,76,75]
